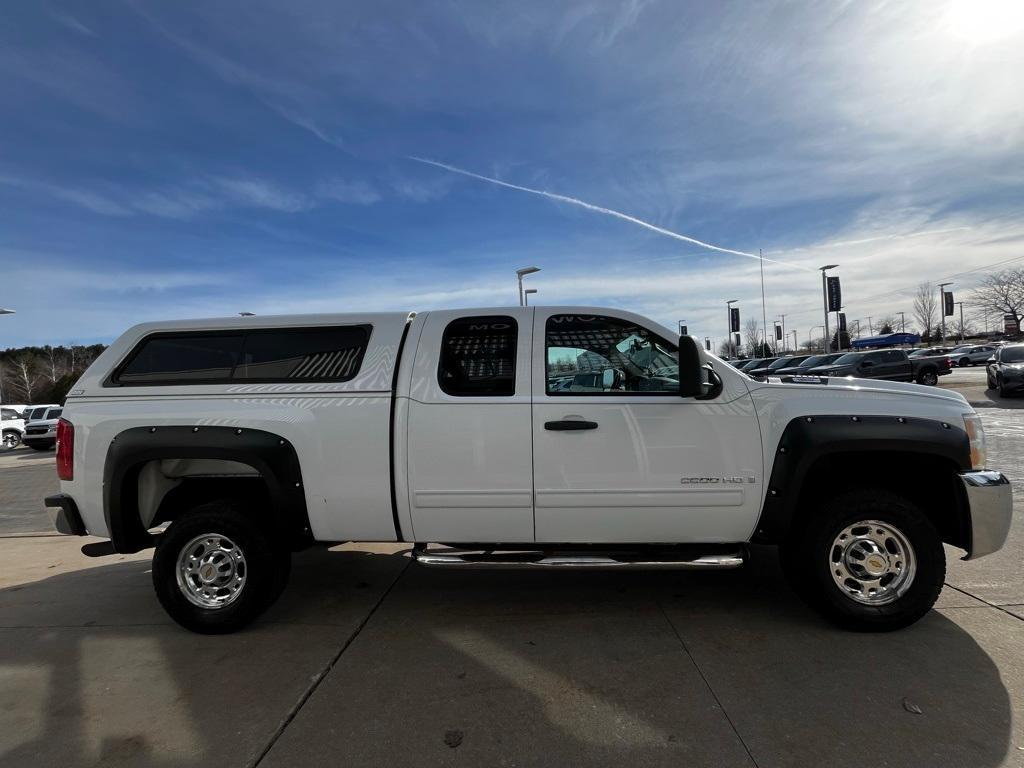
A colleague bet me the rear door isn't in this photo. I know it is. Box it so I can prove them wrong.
[530,310,764,544]
[405,309,535,542]
[880,350,911,380]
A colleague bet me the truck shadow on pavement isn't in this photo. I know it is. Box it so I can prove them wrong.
[0,545,1014,768]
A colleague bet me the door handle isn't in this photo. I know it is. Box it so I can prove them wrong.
[545,420,598,431]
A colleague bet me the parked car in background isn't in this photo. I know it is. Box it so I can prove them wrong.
[21,406,64,451]
[1,404,29,449]
[759,355,810,376]
[22,404,59,423]
[745,358,781,377]
[773,353,843,376]
[736,358,768,372]
[806,349,951,385]
[909,347,953,358]
[946,345,998,367]
[986,344,1024,397]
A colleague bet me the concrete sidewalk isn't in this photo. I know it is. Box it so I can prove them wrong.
[1,536,1022,768]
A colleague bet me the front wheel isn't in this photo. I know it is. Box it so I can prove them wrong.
[781,489,945,631]
[152,501,290,634]
[1,430,20,450]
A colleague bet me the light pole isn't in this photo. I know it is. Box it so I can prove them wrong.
[955,301,965,341]
[516,267,540,306]
[810,325,824,351]
[777,314,787,353]
[898,311,906,333]
[938,282,953,341]
[819,265,839,353]
[726,299,738,357]
[524,289,537,306]
[791,329,798,352]
[867,316,873,336]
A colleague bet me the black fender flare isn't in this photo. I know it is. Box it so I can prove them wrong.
[752,415,971,544]
[103,425,310,553]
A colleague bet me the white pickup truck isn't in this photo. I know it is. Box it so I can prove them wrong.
[45,307,1012,634]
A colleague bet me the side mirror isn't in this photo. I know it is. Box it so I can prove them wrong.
[601,368,623,390]
[678,335,703,397]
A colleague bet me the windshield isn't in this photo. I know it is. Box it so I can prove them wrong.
[801,355,832,368]
[1002,347,1024,363]
[832,353,863,365]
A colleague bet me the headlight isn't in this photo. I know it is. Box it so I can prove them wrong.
[963,413,986,470]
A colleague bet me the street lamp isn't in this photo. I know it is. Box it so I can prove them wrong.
[938,282,953,341]
[726,299,738,357]
[954,301,965,341]
[516,267,540,306]
[819,265,839,353]
[898,311,906,334]
[524,288,537,306]
[810,325,824,351]
[777,314,787,353]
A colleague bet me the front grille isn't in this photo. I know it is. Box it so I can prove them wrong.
[26,427,49,435]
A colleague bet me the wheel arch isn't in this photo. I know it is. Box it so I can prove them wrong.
[753,415,972,551]
[103,426,311,554]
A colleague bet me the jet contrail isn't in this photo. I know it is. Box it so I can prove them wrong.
[409,156,812,271]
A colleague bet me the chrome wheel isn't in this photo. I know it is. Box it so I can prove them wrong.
[2,432,19,450]
[829,520,916,605]
[175,533,247,609]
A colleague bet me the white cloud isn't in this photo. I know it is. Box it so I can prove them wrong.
[316,178,381,205]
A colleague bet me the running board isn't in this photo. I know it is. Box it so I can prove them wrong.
[413,546,746,570]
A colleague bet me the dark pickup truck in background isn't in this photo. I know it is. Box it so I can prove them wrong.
[806,348,952,385]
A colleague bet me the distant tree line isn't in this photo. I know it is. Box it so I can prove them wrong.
[0,344,107,405]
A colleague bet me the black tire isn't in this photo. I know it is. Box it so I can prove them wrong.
[917,369,938,386]
[28,441,54,451]
[959,357,971,368]
[998,378,1007,398]
[986,373,995,390]
[152,500,290,634]
[781,489,945,632]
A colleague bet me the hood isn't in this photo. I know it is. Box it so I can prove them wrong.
[759,374,970,406]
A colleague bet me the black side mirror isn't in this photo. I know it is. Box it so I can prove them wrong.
[678,336,703,397]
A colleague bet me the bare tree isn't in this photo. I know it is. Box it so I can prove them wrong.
[971,268,1024,332]
[913,283,937,339]
[743,318,761,357]
[876,315,898,335]
[8,354,40,401]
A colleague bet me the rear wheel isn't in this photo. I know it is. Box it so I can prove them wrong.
[153,501,290,634]
[781,489,944,631]
[959,357,971,367]
[917,369,938,386]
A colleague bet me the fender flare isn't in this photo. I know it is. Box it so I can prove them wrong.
[103,425,310,553]
[752,415,972,544]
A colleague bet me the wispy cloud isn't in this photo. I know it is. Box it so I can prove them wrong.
[409,156,810,270]
[316,178,381,205]
[211,177,309,213]
[45,8,96,37]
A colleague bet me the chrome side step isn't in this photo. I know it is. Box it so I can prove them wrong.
[413,546,746,570]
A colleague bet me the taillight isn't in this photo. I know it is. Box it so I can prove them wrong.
[56,418,74,481]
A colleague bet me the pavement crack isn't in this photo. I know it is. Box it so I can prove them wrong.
[944,582,1024,623]
[250,557,411,767]
[657,602,761,768]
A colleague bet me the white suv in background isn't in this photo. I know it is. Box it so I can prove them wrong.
[20,405,63,451]
[2,404,29,449]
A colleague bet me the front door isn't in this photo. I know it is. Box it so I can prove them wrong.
[531,310,763,543]
[405,309,535,543]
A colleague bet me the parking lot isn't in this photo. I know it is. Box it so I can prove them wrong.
[2,371,1022,768]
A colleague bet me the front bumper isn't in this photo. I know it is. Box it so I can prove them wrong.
[960,471,1013,560]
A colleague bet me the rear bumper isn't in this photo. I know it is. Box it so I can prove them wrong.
[44,493,87,536]
[960,471,1013,560]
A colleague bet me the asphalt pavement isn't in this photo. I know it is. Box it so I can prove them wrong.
[1,371,1022,767]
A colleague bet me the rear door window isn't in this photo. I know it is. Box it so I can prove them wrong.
[438,316,518,396]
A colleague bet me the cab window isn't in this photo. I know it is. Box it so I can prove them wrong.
[545,314,679,394]
[438,316,517,396]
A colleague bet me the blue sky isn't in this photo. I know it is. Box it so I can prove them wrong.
[2,0,1023,348]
